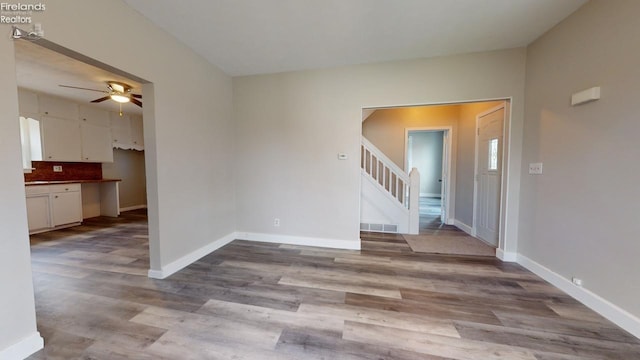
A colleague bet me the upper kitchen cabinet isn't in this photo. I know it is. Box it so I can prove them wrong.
[130,115,144,150]
[17,89,39,115]
[39,94,79,119]
[79,105,113,162]
[110,112,132,149]
[41,115,82,162]
[79,105,110,127]
[81,122,113,163]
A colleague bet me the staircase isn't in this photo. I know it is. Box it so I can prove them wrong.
[360,137,420,234]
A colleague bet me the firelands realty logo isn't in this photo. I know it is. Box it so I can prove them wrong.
[1,2,45,24]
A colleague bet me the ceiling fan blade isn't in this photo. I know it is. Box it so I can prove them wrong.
[131,94,142,99]
[91,96,111,103]
[59,84,107,93]
[130,98,143,107]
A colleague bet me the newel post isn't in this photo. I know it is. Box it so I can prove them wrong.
[408,167,420,234]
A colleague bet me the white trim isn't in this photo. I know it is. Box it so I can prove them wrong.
[420,192,441,198]
[120,204,147,212]
[236,232,361,251]
[496,248,517,262]
[517,254,640,339]
[362,137,410,182]
[453,219,473,236]
[0,332,43,360]
[147,232,236,279]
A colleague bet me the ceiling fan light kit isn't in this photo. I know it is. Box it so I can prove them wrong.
[58,81,142,116]
[110,94,130,103]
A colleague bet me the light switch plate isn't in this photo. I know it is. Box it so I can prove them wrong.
[53,165,62,172]
[529,163,543,175]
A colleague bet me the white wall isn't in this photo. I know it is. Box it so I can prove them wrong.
[102,149,147,209]
[521,0,640,321]
[1,0,235,355]
[234,49,526,249]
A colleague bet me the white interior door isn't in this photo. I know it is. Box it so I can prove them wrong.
[475,107,504,246]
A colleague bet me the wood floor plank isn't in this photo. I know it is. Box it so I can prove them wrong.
[197,298,344,334]
[297,302,461,337]
[343,320,538,360]
[455,320,640,359]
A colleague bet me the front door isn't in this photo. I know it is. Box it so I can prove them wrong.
[475,106,504,246]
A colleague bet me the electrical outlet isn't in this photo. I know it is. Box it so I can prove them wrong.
[528,162,543,175]
[273,218,280,227]
[572,277,583,287]
[53,165,62,172]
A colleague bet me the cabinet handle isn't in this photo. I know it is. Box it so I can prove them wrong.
[65,188,69,191]
[54,195,58,198]
[48,156,52,159]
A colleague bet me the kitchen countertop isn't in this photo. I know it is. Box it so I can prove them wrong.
[25,179,121,186]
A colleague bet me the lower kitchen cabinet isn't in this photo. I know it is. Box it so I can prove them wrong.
[26,184,83,234]
[51,185,82,226]
[26,194,51,232]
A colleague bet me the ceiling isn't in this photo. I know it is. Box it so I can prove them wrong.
[124,0,587,76]
[14,40,143,115]
[12,1,586,106]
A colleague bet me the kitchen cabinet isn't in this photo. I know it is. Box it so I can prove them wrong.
[50,184,82,227]
[41,115,82,162]
[79,105,110,126]
[81,122,114,162]
[130,115,144,150]
[39,94,79,119]
[25,184,83,234]
[18,89,39,115]
[25,187,51,233]
[110,113,132,148]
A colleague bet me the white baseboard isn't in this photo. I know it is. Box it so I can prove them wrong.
[120,204,147,212]
[453,219,473,236]
[236,232,361,251]
[0,331,43,360]
[148,232,236,279]
[420,193,441,198]
[496,248,517,262]
[517,254,640,339]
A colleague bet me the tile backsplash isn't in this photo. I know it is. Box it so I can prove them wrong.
[25,161,102,182]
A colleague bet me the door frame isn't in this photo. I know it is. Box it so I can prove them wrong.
[472,102,507,246]
[404,126,453,224]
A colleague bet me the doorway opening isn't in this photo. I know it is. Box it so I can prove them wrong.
[360,99,510,254]
[14,37,155,280]
[404,128,451,232]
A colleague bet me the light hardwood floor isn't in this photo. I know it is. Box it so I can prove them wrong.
[28,210,640,359]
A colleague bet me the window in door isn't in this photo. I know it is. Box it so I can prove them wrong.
[488,138,498,171]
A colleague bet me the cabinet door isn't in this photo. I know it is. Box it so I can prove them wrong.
[39,94,79,119]
[26,195,51,232]
[130,115,144,150]
[110,113,132,149]
[18,89,39,115]
[79,105,110,126]
[51,191,82,226]
[81,122,113,162]
[41,115,82,161]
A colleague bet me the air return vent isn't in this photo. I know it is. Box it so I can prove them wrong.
[360,223,399,233]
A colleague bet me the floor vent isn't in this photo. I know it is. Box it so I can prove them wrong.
[360,223,399,233]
